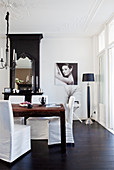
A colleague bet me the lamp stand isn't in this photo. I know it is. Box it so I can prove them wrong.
[85,83,93,125]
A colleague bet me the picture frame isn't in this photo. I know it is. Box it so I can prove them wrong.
[55,62,78,85]
[4,88,11,93]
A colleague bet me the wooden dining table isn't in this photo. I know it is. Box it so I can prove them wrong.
[12,104,66,153]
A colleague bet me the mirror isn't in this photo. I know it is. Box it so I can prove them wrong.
[15,57,32,91]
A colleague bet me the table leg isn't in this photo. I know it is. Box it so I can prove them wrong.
[24,117,29,125]
[60,111,66,153]
[24,117,26,125]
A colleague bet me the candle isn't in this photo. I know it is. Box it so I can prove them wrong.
[15,53,17,62]
[1,47,3,59]
[13,49,15,61]
[32,76,34,85]
[36,76,38,88]
[38,88,41,93]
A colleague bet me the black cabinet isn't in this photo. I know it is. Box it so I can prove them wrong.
[8,34,43,92]
[18,84,32,91]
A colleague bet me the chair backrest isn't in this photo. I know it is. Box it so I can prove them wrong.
[0,100,14,138]
[66,96,75,124]
[31,95,48,104]
[9,95,25,104]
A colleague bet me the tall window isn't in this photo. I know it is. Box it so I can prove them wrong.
[99,53,106,124]
[108,18,114,130]
[98,30,105,52]
[108,19,114,44]
[99,54,105,104]
[109,47,114,130]
[97,16,114,129]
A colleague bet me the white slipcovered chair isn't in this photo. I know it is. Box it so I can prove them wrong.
[48,96,75,145]
[0,100,31,163]
[27,95,49,140]
[9,95,25,124]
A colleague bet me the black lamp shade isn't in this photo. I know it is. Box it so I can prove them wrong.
[82,73,94,82]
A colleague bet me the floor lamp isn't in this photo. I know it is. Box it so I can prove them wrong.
[82,73,95,125]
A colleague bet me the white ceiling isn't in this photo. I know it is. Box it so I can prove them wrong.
[0,0,114,37]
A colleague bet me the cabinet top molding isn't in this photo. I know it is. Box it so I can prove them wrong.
[8,34,43,40]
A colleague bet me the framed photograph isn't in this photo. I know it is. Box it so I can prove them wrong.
[55,62,78,85]
[4,88,11,93]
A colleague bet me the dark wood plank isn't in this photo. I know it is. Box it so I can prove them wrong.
[12,104,65,117]
[0,121,114,170]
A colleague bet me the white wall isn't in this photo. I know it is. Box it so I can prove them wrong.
[16,57,32,68]
[0,35,9,100]
[40,35,94,119]
[0,69,9,100]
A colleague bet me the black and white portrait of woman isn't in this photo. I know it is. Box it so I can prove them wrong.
[55,63,78,85]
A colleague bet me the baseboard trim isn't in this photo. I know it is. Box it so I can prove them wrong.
[95,120,114,135]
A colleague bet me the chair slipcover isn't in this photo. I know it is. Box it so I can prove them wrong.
[48,96,75,145]
[0,100,31,163]
[27,95,49,140]
[9,95,25,124]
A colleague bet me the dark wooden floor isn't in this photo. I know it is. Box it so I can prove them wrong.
[1,120,114,170]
